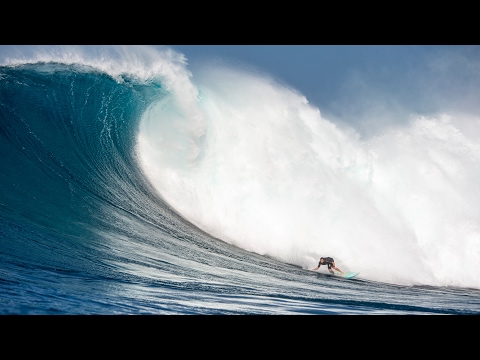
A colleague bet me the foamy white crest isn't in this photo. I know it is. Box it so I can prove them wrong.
[0,45,200,106]
[138,62,480,290]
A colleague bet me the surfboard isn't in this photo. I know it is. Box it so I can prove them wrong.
[334,272,359,279]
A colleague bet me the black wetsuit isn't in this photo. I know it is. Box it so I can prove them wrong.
[318,257,335,269]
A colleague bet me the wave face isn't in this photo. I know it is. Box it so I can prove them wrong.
[1,45,479,314]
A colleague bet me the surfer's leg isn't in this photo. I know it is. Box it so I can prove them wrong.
[332,263,344,275]
[327,264,334,274]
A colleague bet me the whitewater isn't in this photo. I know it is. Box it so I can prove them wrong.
[0,45,479,314]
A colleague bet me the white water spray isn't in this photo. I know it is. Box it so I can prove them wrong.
[138,64,480,289]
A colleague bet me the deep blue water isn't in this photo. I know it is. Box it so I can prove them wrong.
[1,62,479,314]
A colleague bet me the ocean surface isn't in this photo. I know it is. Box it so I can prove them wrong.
[1,46,480,314]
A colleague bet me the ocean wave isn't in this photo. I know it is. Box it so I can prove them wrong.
[0,46,479,315]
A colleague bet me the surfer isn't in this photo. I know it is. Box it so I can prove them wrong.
[312,257,344,275]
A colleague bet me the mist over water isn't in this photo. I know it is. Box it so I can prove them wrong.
[138,64,480,289]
